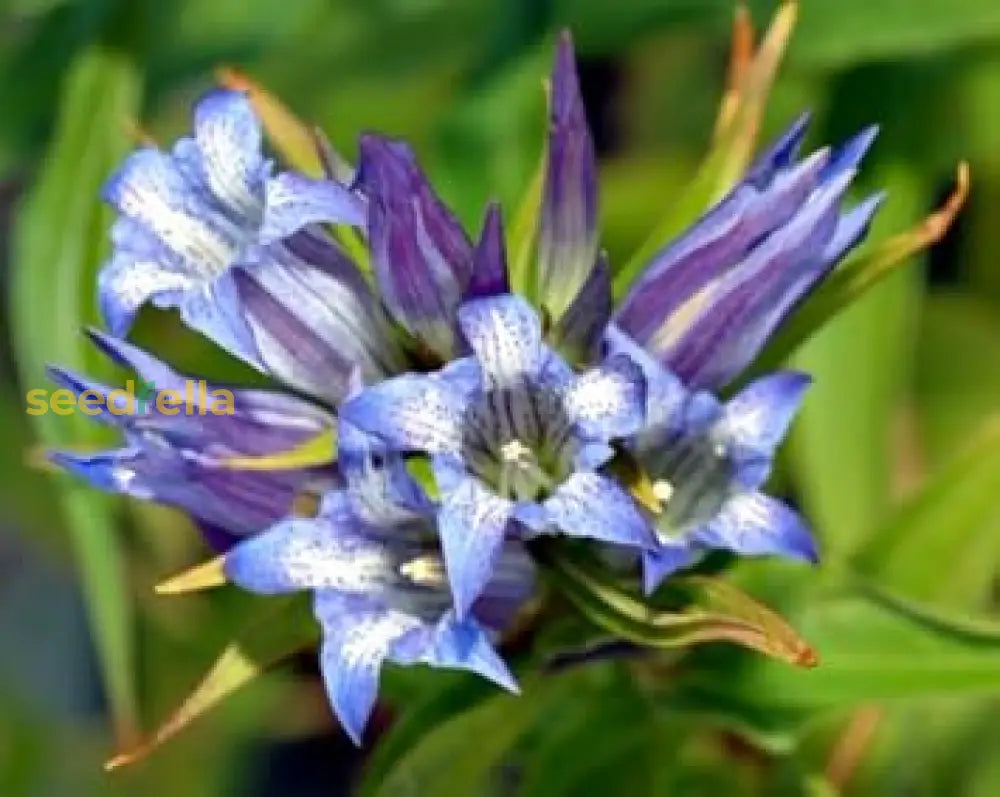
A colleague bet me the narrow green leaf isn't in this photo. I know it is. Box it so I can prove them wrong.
[11,45,142,743]
[105,595,316,770]
[532,541,816,667]
[854,416,1000,605]
[507,140,546,300]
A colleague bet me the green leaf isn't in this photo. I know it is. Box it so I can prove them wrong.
[854,416,1000,607]
[104,594,316,770]
[785,0,1000,68]
[518,666,672,797]
[914,294,1000,464]
[359,673,501,796]
[367,682,542,797]
[507,141,546,300]
[10,44,142,743]
[532,541,816,667]
[783,165,934,560]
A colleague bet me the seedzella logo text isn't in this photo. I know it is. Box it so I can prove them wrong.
[26,379,236,417]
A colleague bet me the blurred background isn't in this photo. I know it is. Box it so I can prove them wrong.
[3,0,1000,794]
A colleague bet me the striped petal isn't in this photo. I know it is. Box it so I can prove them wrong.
[616,144,829,348]
[191,89,267,219]
[102,147,237,280]
[457,294,542,387]
[224,513,393,595]
[543,471,656,548]
[438,477,514,619]
[693,492,819,563]
[234,243,401,403]
[357,134,472,359]
[550,254,612,363]
[653,168,854,389]
[537,32,599,320]
[465,202,509,299]
[564,354,645,440]
[261,172,365,243]
[341,373,465,455]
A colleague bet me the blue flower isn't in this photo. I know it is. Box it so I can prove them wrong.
[605,328,818,593]
[535,33,599,322]
[615,114,883,391]
[343,293,657,617]
[99,89,404,404]
[223,446,533,743]
[47,330,334,549]
[44,28,890,748]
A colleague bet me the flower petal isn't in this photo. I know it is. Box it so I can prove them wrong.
[341,373,465,454]
[543,471,656,548]
[98,252,195,336]
[821,125,878,184]
[655,168,855,389]
[537,31,599,320]
[743,112,810,186]
[84,328,187,392]
[641,540,698,595]
[457,294,543,386]
[694,492,819,563]
[314,593,421,745]
[466,202,510,299]
[718,371,811,455]
[616,145,829,349]
[102,147,237,279]
[438,478,514,619]
[424,612,518,692]
[233,244,400,403]
[564,354,645,440]
[603,325,686,431]
[260,172,365,243]
[50,441,305,547]
[178,271,263,370]
[191,89,267,219]
[357,134,472,359]
[549,254,612,363]
[338,419,436,531]
[821,193,883,265]
[224,512,392,595]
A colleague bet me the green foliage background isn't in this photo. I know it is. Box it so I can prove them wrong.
[3,0,1000,794]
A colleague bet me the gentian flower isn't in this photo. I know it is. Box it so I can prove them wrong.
[606,329,818,592]
[47,330,334,549]
[99,89,404,403]
[342,293,657,617]
[223,441,533,743]
[46,27,886,748]
[614,114,883,391]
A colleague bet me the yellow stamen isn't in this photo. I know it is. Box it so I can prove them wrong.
[399,556,446,588]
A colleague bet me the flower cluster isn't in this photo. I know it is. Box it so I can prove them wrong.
[50,33,881,743]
